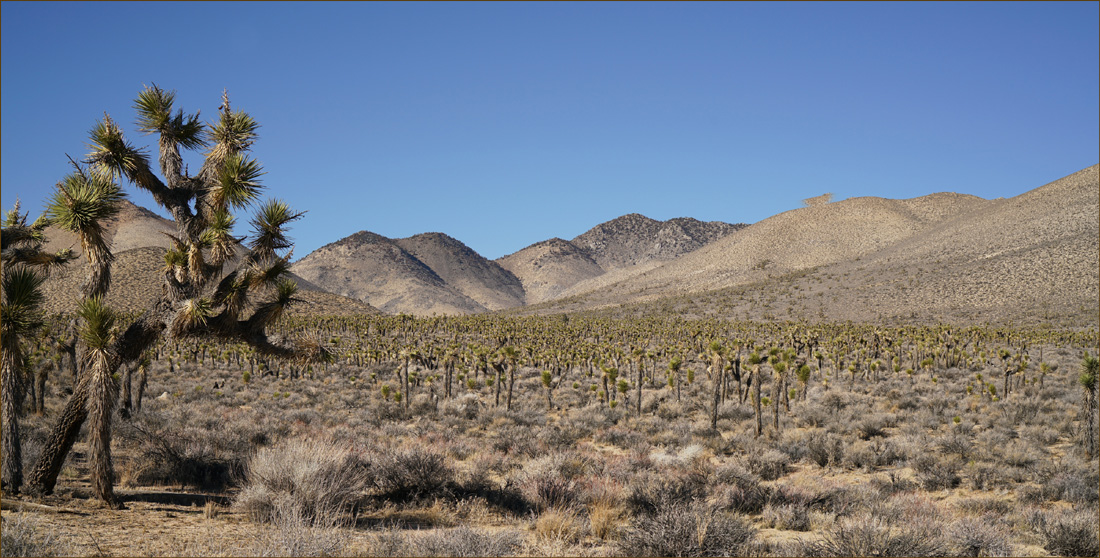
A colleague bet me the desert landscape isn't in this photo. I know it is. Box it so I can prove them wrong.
[2,3,1098,552]
[3,149,1098,556]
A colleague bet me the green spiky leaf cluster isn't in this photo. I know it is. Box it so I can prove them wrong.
[86,116,150,182]
[46,171,125,236]
[1,266,46,337]
[134,84,205,150]
[1081,353,1099,392]
[77,296,116,350]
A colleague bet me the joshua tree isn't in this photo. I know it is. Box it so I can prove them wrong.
[796,363,811,402]
[502,346,520,411]
[705,341,726,430]
[23,85,323,507]
[1080,353,1098,459]
[540,369,555,411]
[668,355,683,402]
[1,203,74,492]
[772,358,787,433]
[747,352,764,438]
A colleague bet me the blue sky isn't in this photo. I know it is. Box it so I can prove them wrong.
[3,2,1097,260]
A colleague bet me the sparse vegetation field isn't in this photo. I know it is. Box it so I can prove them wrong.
[4,313,1098,557]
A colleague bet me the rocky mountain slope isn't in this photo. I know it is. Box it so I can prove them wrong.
[522,165,1099,328]
[495,238,605,305]
[291,231,519,315]
[294,215,743,314]
[393,233,526,311]
[495,216,744,306]
[571,214,745,270]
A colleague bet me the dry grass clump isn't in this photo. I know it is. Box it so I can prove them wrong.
[235,436,371,525]
[533,507,587,544]
[587,501,626,541]
[0,513,72,557]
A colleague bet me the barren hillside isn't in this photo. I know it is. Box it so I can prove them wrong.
[291,231,486,316]
[548,191,990,307]
[496,215,744,306]
[523,165,1099,328]
[393,233,525,311]
[495,238,605,304]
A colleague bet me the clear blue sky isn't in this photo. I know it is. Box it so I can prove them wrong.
[3,2,1097,260]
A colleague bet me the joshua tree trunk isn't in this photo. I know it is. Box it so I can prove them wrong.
[134,363,147,413]
[120,361,133,419]
[506,363,516,411]
[783,377,790,412]
[26,380,89,495]
[494,364,503,407]
[636,362,643,416]
[1,339,25,492]
[773,373,781,432]
[87,352,121,508]
[35,363,49,416]
[711,367,722,430]
[402,357,411,409]
[753,365,762,438]
[734,359,742,403]
[1085,389,1097,460]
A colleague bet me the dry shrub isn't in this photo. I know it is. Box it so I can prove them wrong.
[626,466,708,516]
[709,462,770,515]
[246,502,349,557]
[1031,505,1100,557]
[618,502,756,557]
[762,502,812,531]
[235,436,371,525]
[947,517,1014,557]
[910,453,962,490]
[745,449,790,480]
[117,408,256,490]
[869,492,945,529]
[371,445,455,502]
[799,513,948,557]
[1029,457,1099,504]
[580,475,625,507]
[953,495,1013,517]
[803,428,845,467]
